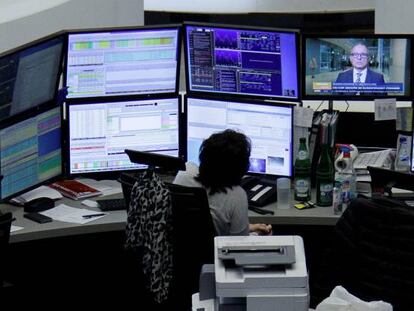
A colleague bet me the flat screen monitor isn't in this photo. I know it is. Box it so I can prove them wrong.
[184,23,299,101]
[67,96,180,175]
[336,112,397,148]
[0,106,62,200]
[369,166,414,195]
[185,95,294,177]
[65,25,181,100]
[0,33,64,122]
[303,35,412,100]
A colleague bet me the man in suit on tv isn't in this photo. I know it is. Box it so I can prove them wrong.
[335,42,385,84]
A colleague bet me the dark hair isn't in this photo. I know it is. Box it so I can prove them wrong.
[196,129,251,195]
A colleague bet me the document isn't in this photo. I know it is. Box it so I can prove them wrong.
[77,178,122,196]
[11,225,24,233]
[294,106,314,128]
[40,204,107,224]
[396,107,413,132]
[10,185,63,205]
[375,98,397,121]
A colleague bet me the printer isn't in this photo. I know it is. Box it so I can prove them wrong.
[194,235,309,311]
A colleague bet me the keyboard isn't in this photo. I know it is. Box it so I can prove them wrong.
[353,150,391,169]
[96,198,126,211]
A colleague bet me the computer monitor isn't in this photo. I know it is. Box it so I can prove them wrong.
[368,166,414,196]
[336,112,397,148]
[65,25,181,100]
[0,106,62,200]
[303,34,412,100]
[67,96,180,176]
[184,23,299,101]
[0,32,64,122]
[185,95,294,177]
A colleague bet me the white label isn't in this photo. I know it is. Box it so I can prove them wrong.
[298,150,308,160]
[251,186,272,202]
[251,184,263,192]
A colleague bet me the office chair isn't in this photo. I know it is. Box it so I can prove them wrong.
[310,197,414,311]
[0,212,14,290]
[121,150,216,311]
[167,183,217,311]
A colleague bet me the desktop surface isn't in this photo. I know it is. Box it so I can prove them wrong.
[3,189,339,244]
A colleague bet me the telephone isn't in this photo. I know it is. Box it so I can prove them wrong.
[240,176,278,207]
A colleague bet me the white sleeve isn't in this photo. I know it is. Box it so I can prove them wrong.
[228,188,250,236]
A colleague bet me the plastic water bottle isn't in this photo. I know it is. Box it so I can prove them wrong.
[395,136,410,172]
[334,144,357,212]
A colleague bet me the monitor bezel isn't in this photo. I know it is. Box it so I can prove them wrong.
[301,33,413,101]
[183,93,295,179]
[0,104,64,202]
[64,95,183,180]
[0,30,66,122]
[63,24,182,103]
[183,22,301,102]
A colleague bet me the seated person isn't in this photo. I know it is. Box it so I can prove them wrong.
[335,42,385,84]
[174,129,272,236]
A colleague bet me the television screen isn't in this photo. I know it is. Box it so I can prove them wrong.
[303,35,412,99]
[65,25,181,99]
[0,33,64,122]
[185,95,294,177]
[67,97,180,175]
[0,106,62,200]
[184,23,299,101]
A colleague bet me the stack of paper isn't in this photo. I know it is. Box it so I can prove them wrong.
[40,204,107,224]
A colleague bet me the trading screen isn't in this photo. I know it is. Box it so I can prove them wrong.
[185,25,299,100]
[186,97,293,177]
[304,37,411,98]
[0,36,63,121]
[0,107,62,199]
[66,27,180,98]
[68,97,179,174]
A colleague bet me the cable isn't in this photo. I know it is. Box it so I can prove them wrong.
[315,100,324,112]
[248,205,274,215]
[345,100,350,112]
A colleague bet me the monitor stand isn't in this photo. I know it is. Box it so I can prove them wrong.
[328,99,334,112]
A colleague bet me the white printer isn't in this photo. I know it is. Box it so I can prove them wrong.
[195,235,309,311]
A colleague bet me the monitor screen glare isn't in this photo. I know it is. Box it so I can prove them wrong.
[68,97,180,174]
[0,107,62,200]
[186,97,293,177]
[304,37,411,98]
[66,27,180,98]
[185,25,299,100]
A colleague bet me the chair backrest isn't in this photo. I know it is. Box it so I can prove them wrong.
[167,183,217,310]
[311,197,414,310]
[123,173,216,310]
[0,212,13,289]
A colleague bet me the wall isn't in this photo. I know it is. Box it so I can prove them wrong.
[0,0,144,53]
[145,0,375,13]
[375,0,414,34]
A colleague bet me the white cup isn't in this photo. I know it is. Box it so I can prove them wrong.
[277,178,291,209]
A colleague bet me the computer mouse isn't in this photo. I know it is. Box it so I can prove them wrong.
[24,197,55,213]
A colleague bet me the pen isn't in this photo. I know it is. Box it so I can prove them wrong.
[82,213,106,219]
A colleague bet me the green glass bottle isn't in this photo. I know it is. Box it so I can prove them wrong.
[316,143,334,206]
[294,137,311,201]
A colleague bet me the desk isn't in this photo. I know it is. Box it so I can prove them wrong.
[2,196,126,243]
[2,193,339,243]
[249,203,339,226]
[1,191,339,306]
